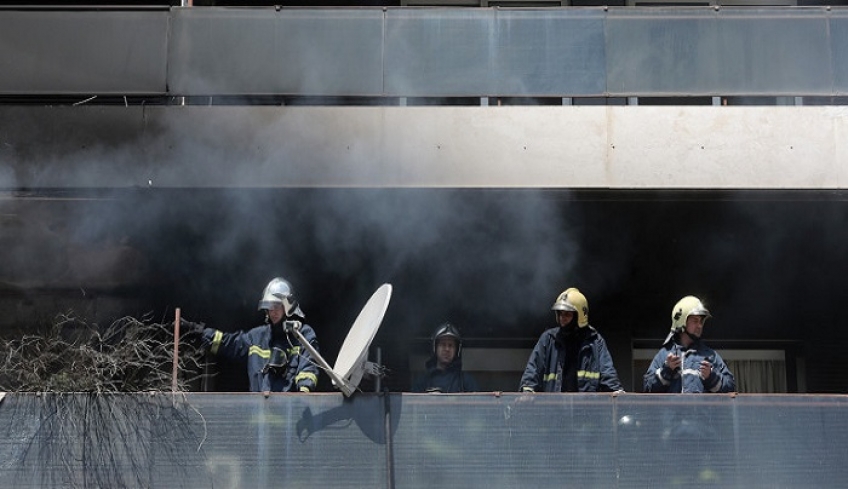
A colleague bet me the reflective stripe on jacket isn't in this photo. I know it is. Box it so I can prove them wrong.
[519,325,622,392]
[643,341,735,393]
[202,323,319,393]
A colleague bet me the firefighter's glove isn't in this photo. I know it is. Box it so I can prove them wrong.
[661,353,681,380]
[699,360,719,388]
[180,318,206,337]
[517,387,536,404]
[659,364,678,382]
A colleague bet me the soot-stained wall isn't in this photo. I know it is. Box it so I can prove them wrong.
[1,189,846,392]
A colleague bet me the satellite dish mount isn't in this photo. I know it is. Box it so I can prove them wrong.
[285,283,392,397]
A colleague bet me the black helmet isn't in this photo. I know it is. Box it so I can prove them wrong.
[432,322,462,357]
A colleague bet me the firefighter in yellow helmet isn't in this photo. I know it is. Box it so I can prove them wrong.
[643,295,735,393]
[520,288,623,392]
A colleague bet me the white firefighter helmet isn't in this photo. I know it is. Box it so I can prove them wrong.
[664,295,711,343]
[551,287,589,327]
[432,322,462,357]
[257,277,304,318]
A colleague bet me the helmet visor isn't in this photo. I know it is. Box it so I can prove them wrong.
[258,292,284,311]
[551,300,577,312]
[690,305,711,318]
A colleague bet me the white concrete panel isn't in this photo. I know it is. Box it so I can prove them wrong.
[2,106,845,189]
[605,106,846,189]
[376,106,610,187]
[143,106,844,189]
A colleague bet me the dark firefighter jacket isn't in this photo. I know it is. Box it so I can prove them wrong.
[411,356,479,393]
[520,325,622,392]
[643,339,735,393]
[201,323,319,393]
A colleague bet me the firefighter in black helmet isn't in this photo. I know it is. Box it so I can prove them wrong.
[411,323,479,393]
[520,287,623,393]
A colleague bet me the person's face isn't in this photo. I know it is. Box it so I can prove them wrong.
[555,310,575,327]
[435,338,458,367]
[685,315,706,338]
[267,303,285,325]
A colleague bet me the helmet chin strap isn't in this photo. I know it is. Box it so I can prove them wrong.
[681,329,700,344]
[270,319,290,346]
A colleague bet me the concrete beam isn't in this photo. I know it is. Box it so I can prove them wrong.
[1,106,845,189]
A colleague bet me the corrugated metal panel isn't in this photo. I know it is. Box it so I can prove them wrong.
[495,9,607,96]
[393,394,619,488]
[606,7,833,96]
[383,9,501,97]
[0,10,169,95]
[168,8,385,96]
[714,8,833,96]
[832,10,848,95]
[606,8,722,96]
[383,8,606,97]
[0,393,389,488]
[2,392,848,488]
[1,7,845,97]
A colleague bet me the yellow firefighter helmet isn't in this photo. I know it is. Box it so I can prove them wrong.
[670,295,711,333]
[551,287,589,327]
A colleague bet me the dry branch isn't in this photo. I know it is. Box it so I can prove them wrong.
[0,313,207,393]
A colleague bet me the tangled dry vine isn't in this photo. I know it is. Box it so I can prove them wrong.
[0,313,206,393]
[0,314,211,488]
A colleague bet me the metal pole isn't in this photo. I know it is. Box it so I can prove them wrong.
[289,325,354,396]
[384,391,395,489]
[375,347,382,393]
[172,308,181,392]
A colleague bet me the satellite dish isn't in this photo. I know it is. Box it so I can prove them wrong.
[287,284,392,397]
[333,283,392,392]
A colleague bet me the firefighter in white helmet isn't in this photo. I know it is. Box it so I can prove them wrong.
[182,277,320,393]
[412,323,479,393]
[643,295,735,393]
[520,287,623,392]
